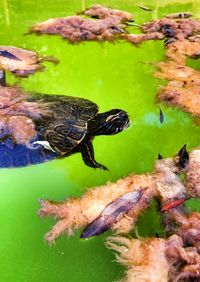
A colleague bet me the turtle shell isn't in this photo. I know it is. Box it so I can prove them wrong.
[29,94,99,155]
[0,90,99,168]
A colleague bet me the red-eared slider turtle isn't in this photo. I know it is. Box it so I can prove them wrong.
[0,71,130,169]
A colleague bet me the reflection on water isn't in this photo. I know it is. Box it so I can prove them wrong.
[0,1,199,281]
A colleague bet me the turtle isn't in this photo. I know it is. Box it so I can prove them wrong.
[0,71,130,169]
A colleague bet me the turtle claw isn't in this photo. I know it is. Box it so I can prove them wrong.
[99,164,109,171]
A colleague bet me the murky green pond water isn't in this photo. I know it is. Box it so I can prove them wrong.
[0,0,200,281]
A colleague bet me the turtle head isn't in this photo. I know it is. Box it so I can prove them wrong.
[88,109,130,136]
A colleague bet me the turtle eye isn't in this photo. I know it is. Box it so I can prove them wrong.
[118,111,127,119]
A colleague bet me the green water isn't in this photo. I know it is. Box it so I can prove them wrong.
[0,1,200,281]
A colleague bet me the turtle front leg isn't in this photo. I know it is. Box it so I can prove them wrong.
[78,139,108,170]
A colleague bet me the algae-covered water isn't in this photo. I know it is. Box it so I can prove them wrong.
[0,0,200,281]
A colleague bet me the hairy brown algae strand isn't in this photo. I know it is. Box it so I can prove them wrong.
[125,16,200,45]
[81,5,133,22]
[30,8,200,123]
[29,5,133,43]
[156,61,200,121]
[39,146,200,281]
[155,39,200,120]
[107,232,200,282]
[155,39,200,122]
[0,46,58,77]
[30,5,200,45]
[39,145,194,242]
[122,13,200,122]
[165,39,200,64]
[130,16,200,122]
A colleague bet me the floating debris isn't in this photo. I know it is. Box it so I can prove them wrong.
[161,198,186,211]
[0,50,21,61]
[38,145,200,242]
[107,231,200,282]
[166,39,200,64]
[138,5,152,12]
[141,17,200,41]
[124,16,200,45]
[124,15,200,124]
[156,61,200,121]
[39,146,200,281]
[81,4,133,22]
[176,144,189,169]
[29,5,133,43]
[0,46,58,77]
[159,107,164,124]
[125,32,164,45]
[158,153,163,160]
[165,12,192,19]
[81,189,145,238]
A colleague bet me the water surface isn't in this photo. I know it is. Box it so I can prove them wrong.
[0,1,200,281]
